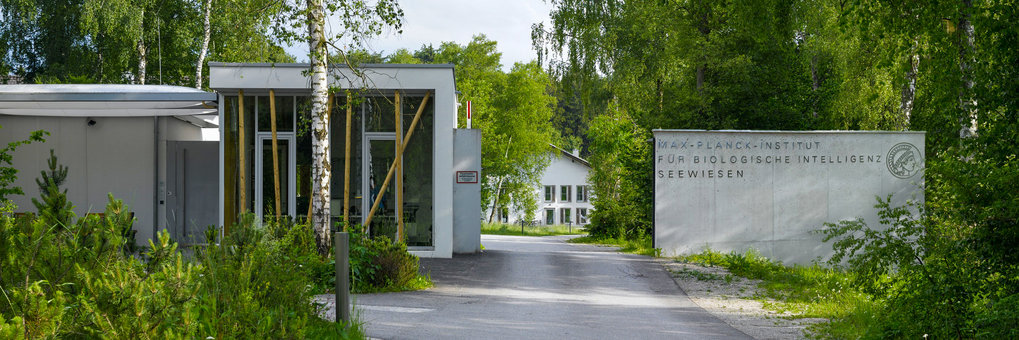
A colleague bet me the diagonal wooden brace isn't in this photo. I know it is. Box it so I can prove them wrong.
[364,91,432,229]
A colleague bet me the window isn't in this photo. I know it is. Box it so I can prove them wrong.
[545,208,555,225]
[577,208,588,224]
[560,208,572,225]
[576,185,588,202]
[544,185,555,202]
[560,185,571,202]
[500,207,509,223]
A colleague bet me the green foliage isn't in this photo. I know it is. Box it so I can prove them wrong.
[424,35,558,221]
[0,125,47,202]
[0,200,366,338]
[0,0,293,85]
[820,193,1016,338]
[538,1,1019,337]
[480,222,586,237]
[569,233,659,257]
[676,248,876,336]
[377,37,560,222]
[31,150,73,229]
[585,106,652,239]
[349,232,429,293]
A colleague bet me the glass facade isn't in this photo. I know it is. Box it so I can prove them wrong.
[221,91,434,247]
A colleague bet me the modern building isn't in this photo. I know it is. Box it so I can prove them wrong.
[1,64,481,258]
[208,63,480,258]
[491,145,593,227]
[0,84,220,246]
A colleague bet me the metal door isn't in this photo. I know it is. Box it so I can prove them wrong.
[166,141,219,245]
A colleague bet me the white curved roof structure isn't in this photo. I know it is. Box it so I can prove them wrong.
[0,84,217,117]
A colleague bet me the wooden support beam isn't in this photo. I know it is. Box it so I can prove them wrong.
[342,92,352,231]
[270,90,281,223]
[365,91,430,228]
[238,90,247,216]
[395,90,404,241]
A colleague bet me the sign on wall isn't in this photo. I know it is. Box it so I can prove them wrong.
[456,171,478,184]
[653,130,925,264]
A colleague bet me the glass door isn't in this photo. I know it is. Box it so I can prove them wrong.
[255,134,296,221]
[362,135,398,239]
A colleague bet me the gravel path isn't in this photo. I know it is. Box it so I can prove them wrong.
[659,260,827,339]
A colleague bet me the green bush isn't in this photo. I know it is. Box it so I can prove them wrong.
[0,199,361,338]
[349,233,425,293]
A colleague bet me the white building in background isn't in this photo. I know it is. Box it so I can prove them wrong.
[492,145,594,226]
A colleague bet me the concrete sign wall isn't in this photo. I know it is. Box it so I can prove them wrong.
[653,130,925,264]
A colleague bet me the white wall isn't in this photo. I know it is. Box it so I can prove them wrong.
[1,115,205,246]
[491,150,594,226]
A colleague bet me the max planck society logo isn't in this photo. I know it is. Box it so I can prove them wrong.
[887,142,922,179]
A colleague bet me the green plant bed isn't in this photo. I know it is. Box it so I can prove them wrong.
[481,222,587,236]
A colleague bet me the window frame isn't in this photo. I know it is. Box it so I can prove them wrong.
[576,185,587,202]
[544,185,555,202]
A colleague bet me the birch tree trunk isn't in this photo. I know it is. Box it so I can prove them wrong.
[958,0,978,138]
[900,51,918,129]
[307,0,331,252]
[195,0,212,89]
[137,11,146,85]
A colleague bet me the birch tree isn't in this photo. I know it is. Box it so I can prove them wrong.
[274,0,402,251]
[195,0,212,88]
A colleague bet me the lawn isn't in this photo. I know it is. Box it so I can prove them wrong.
[481,222,587,236]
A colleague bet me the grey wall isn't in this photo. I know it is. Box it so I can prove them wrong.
[653,130,925,264]
[1,115,205,246]
[452,129,481,254]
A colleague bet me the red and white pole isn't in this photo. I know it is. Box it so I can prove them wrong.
[466,100,472,129]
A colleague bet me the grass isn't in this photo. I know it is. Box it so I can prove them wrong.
[675,249,878,338]
[481,222,587,236]
[568,233,877,338]
[567,234,661,257]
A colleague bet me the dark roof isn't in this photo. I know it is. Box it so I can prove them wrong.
[550,144,590,167]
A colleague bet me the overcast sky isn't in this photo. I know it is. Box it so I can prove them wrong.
[287,0,553,71]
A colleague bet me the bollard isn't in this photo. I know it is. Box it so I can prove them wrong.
[334,232,350,325]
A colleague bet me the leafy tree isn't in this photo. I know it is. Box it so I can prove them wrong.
[385,48,420,64]
[418,35,558,222]
[1,0,293,85]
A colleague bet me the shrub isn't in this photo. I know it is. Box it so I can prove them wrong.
[1,200,361,338]
[350,233,424,292]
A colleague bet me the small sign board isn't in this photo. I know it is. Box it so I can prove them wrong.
[456,171,478,184]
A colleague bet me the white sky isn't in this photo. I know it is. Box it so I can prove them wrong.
[286,0,553,71]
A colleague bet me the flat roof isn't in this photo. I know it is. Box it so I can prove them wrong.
[0,84,218,117]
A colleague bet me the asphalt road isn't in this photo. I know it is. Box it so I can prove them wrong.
[350,234,751,339]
